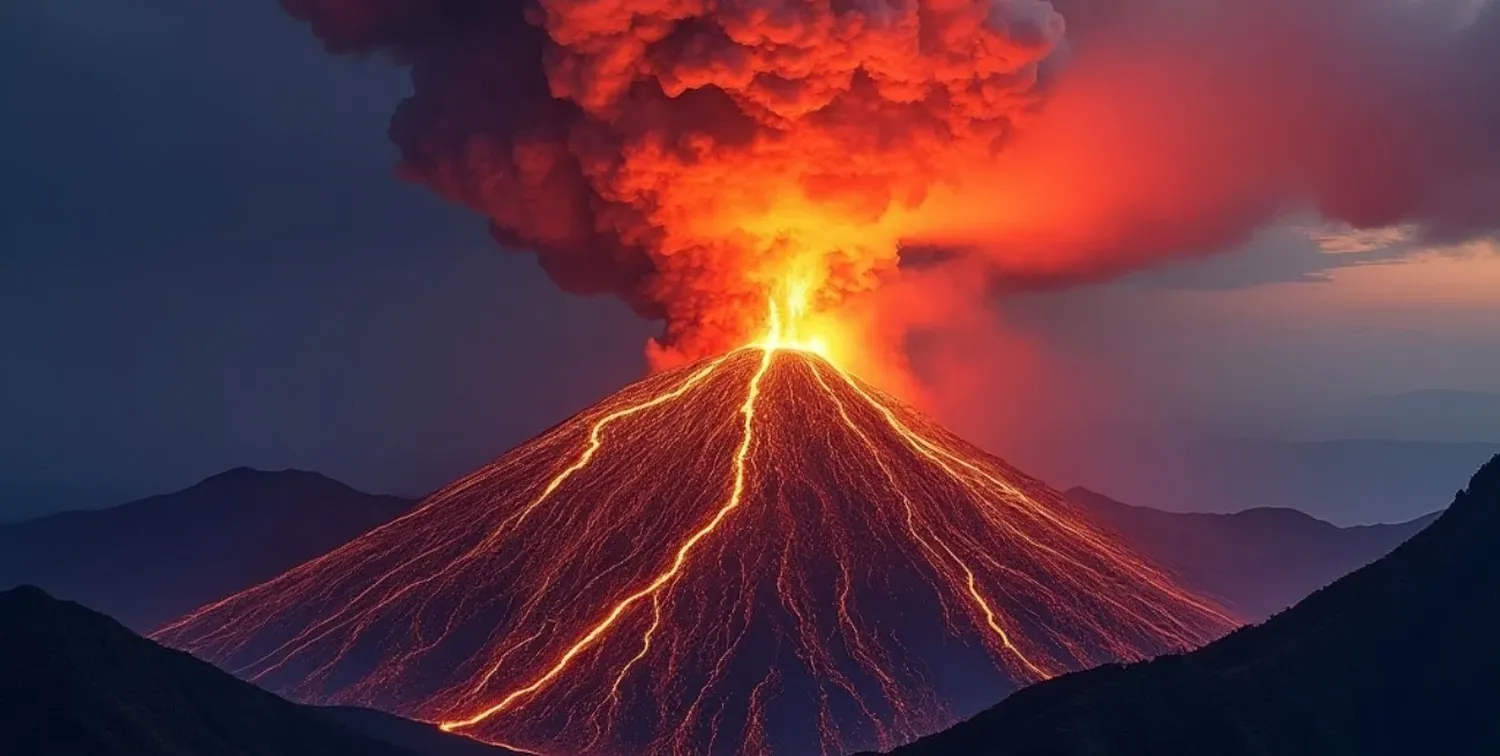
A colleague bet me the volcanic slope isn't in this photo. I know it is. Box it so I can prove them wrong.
[155,347,1236,756]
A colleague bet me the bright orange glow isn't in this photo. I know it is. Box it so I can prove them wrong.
[752,277,837,361]
[155,347,1236,755]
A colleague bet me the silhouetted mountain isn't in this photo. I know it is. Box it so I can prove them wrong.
[0,585,416,756]
[0,586,521,756]
[876,454,1500,756]
[1067,487,1437,619]
[0,468,413,631]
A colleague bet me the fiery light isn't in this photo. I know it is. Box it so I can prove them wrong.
[753,278,837,360]
[155,327,1236,755]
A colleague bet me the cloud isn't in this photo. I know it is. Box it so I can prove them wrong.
[1307,225,1418,256]
[904,0,1500,288]
[280,0,1069,365]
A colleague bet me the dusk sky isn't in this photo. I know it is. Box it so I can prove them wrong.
[4,0,1498,521]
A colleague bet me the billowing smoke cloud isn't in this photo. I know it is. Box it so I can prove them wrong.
[283,0,1065,366]
[283,0,1500,370]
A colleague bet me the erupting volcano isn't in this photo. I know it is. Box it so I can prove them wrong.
[155,295,1236,756]
[147,5,1263,749]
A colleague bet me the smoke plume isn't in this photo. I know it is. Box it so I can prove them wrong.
[282,0,1064,365]
[283,0,1500,367]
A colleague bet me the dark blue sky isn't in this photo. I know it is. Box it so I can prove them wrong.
[1,0,654,508]
[3,0,1496,523]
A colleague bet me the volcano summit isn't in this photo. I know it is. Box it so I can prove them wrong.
[156,346,1235,755]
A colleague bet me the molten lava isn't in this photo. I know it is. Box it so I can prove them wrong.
[155,321,1236,755]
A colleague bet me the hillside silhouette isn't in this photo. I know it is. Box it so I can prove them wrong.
[878,454,1500,756]
[0,585,416,756]
[0,586,522,756]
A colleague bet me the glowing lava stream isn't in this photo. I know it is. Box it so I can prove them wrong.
[155,292,1238,756]
[805,363,1050,681]
[440,345,779,733]
[437,291,1056,735]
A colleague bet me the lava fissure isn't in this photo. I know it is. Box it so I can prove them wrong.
[155,347,1236,755]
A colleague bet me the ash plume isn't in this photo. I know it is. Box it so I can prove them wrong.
[283,0,1500,366]
[281,0,1065,365]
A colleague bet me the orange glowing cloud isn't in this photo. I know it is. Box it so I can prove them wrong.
[284,0,1500,381]
[285,0,1066,370]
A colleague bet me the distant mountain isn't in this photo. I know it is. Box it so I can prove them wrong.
[1067,487,1437,619]
[1024,438,1500,525]
[877,454,1500,756]
[0,468,413,631]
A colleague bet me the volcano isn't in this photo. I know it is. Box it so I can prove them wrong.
[154,347,1236,755]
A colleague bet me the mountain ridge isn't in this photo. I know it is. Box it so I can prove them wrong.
[874,454,1500,756]
[0,584,418,756]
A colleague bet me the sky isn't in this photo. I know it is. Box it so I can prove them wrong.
[3,0,1498,522]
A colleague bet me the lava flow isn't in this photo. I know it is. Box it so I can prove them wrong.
[154,296,1236,756]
